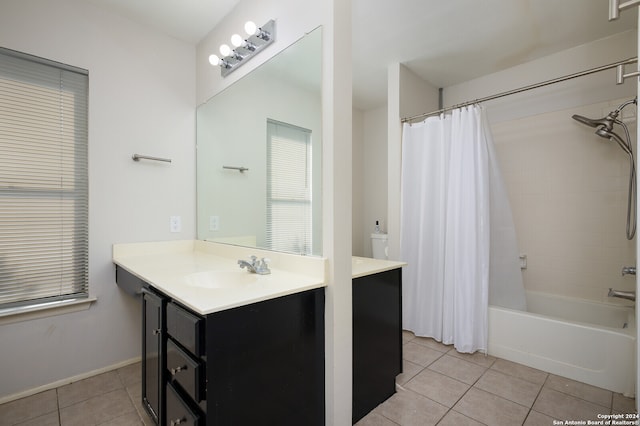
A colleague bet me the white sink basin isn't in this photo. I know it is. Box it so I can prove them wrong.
[184,270,259,289]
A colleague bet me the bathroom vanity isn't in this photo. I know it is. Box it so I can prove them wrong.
[113,241,326,426]
[351,257,406,424]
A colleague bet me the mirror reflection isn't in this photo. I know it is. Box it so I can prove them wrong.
[197,27,322,256]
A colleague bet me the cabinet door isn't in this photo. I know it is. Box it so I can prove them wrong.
[206,288,325,425]
[352,268,402,423]
[142,289,165,425]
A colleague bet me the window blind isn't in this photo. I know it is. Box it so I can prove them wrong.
[0,48,89,309]
[266,119,312,255]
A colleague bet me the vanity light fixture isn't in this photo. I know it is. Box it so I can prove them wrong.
[209,19,276,77]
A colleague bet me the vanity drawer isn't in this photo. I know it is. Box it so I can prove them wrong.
[167,302,205,357]
[167,338,205,403]
[115,266,145,296]
[166,381,202,426]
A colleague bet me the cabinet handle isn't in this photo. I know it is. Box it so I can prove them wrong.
[152,329,161,335]
[170,365,187,375]
[170,418,185,426]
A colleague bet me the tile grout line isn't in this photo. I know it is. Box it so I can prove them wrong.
[521,372,551,426]
[55,388,61,426]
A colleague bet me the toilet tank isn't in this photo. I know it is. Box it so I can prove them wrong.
[371,233,388,260]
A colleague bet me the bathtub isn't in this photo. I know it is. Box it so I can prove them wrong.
[488,291,636,397]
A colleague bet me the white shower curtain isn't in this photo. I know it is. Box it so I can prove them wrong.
[400,105,525,354]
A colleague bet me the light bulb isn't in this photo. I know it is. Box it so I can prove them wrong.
[231,34,244,48]
[208,54,221,66]
[219,44,231,57]
[244,21,257,36]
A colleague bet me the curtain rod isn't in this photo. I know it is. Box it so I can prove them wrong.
[401,57,638,123]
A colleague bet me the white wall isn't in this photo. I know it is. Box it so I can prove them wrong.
[357,106,389,257]
[352,108,365,255]
[0,0,196,400]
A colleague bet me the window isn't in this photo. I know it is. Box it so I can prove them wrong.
[0,48,89,309]
[266,119,312,255]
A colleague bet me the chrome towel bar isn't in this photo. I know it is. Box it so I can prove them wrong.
[223,165,249,173]
[132,154,172,163]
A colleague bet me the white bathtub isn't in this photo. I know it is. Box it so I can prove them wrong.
[488,291,636,397]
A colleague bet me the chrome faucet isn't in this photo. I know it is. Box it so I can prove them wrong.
[621,266,636,276]
[238,255,271,275]
[608,288,636,301]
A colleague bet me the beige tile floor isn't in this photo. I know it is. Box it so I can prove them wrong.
[356,331,637,426]
[0,363,153,426]
[0,331,636,425]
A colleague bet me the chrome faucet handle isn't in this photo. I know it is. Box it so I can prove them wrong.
[238,258,256,273]
[621,266,636,276]
[256,257,271,275]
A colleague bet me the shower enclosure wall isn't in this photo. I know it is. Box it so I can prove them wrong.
[491,98,636,302]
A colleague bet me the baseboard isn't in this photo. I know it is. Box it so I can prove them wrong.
[0,356,142,405]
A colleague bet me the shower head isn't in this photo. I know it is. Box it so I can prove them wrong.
[571,97,637,241]
[595,127,612,139]
[572,106,624,149]
[571,112,617,132]
[572,101,635,157]
[572,114,606,128]
[597,126,632,156]
[572,97,637,132]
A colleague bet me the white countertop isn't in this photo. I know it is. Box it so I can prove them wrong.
[352,256,406,279]
[113,240,406,315]
[113,240,327,315]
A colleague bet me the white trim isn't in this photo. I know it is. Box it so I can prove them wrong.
[0,297,97,326]
[0,356,141,405]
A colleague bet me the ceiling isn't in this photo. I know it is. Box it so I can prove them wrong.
[83,0,240,44]
[352,0,636,110]
[83,0,637,110]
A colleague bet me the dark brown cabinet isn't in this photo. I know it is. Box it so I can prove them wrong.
[142,289,166,425]
[166,381,201,426]
[122,266,325,426]
[352,268,403,424]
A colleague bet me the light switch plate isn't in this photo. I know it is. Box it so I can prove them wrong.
[209,215,220,231]
[170,216,181,233]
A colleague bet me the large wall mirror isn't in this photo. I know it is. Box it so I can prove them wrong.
[197,27,322,256]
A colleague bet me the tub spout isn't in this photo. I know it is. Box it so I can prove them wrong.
[608,288,636,301]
